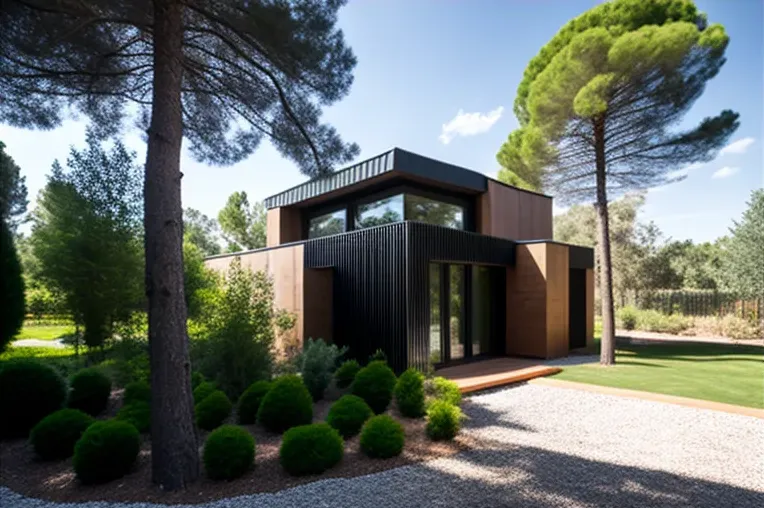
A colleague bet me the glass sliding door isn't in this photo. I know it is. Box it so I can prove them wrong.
[471,266,492,356]
[449,265,465,361]
[428,263,442,364]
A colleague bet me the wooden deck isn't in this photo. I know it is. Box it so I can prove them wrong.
[438,357,561,394]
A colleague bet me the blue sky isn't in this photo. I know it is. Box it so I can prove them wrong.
[1,0,761,243]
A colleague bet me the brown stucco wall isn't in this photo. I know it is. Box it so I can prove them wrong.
[266,207,302,247]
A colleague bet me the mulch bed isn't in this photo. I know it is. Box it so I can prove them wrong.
[0,390,471,505]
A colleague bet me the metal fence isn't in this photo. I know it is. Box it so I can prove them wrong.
[621,289,762,322]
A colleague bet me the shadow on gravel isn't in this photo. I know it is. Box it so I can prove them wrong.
[461,399,536,433]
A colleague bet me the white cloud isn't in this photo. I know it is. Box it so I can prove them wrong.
[711,166,740,179]
[439,106,504,145]
[720,137,755,155]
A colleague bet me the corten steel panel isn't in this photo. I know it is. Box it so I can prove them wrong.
[479,180,553,241]
[546,243,570,359]
[507,244,548,358]
[303,268,333,343]
[266,207,302,247]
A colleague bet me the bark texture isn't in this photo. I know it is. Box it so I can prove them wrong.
[145,0,199,490]
[594,116,616,366]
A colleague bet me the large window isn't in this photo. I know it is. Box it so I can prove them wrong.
[470,266,491,356]
[308,209,346,239]
[355,194,403,229]
[405,194,464,229]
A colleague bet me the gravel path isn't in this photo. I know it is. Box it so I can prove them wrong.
[3,384,762,507]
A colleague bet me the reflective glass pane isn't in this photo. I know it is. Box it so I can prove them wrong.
[449,265,465,360]
[308,209,346,238]
[471,266,492,356]
[429,264,442,364]
[355,194,403,229]
[405,195,464,229]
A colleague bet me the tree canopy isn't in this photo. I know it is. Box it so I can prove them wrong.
[0,219,25,351]
[722,190,764,303]
[184,208,222,256]
[0,141,28,230]
[218,191,267,251]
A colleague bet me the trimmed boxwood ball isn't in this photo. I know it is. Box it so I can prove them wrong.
[193,380,217,404]
[351,361,396,414]
[326,394,373,438]
[427,377,462,407]
[68,368,112,416]
[29,409,94,460]
[73,420,140,484]
[116,401,150,433]
[257,375,313,433]
[123,380,151,405]
[0,359,66,438]
[195,390,232,431]
[203,425,255,480]
[425,400,462,441]
[359,415,404,459]
[334,359,360,389]
[394,368,425,418]
[237,380,272,424]
[279,423,343,476]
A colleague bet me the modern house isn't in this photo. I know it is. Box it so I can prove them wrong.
[205,148,595,373]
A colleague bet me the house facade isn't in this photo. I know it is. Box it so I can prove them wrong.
[205,148,595,373]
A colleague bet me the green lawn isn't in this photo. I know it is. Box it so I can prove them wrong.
[13,323,75,341]
[555,341,764,409]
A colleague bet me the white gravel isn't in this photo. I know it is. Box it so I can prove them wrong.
[2,384,762,507]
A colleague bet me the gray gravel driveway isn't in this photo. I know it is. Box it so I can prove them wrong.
[2,383,762,507]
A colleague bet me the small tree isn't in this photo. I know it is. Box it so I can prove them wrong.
[497,0,738,364]
[0,141,28,230]
[183,208,222,257]
[218,192,267,252]
[0,219,25,351]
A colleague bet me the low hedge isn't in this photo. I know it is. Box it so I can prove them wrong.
[193,381,217,405]
[351,361,396,414]
[123,380,151,405]
[359,415,404,459]
[425,400,462,441]
[0,359,67,438]
[279,423,343,476]
[426,377,462,407]
[203,425,255,480]
[68,368,112,416]
[73,420,140,484]
[257,375,313,433]
[195,390,232,431]
[116,401,151,433]
[394,368,425,418]
[29,409,94,460]
[326,394,373,438]
[237,380,272,425]
[334,359,361,389]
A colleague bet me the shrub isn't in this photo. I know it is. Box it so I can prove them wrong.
[279,423,343,476]
[334,359,361,389]
[719,315,761,341]
[0,359,67,438]
[257,375,313,433]
[425,400,462,441]
[351,361,396,414]
[191,371,205,389]
[618,305,638,331]
[68,368,112,416]
[193,380,217,404]
[123,380,151,404]
[359,415,404,459]
[29,409,94,460]
[368,349,387,364]
[298,338,348,401]
[425,376,461,407]
[635,309,691,334]
[116,401,150,433]
[237,380,272,424]
[327,395,373,438]
[0,220,24,352]
[394,368,425,418]
[195,390,232,431]
[203,425,255,480]
[73,420,140,484]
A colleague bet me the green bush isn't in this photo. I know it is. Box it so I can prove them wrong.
[279,423,343,476]
[359,415,404,459]
[68,368,112,416]
[351,361,396,414]
[0,219,24,352]
[73,420,140,484]
[203,425,255,480]
[299,338,347,401]
[123,380,151,404]
[635,309,692,334]
[425,377,462,407]
[193,380,217,404]
[29,409,94,460]
[368,349,387,364]
[116,401,150,433]
[425,400,462,441]
[195,390,232,431]
[326,395,373,438]
[394,368,425,418]
[257,375,313,433]
[334,359,361,389]
[191,371,205,389]
[0,359,67,438]
[237,380,272,424]
[618,305,638,331]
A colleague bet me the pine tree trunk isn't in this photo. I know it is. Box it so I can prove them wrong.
[594,116,616,366]
[145,0,199,490]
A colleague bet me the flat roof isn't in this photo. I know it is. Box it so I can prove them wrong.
[263,147,550,209]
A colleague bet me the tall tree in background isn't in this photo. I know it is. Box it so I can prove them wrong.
[0,141,28,230]
[0,1,357,488]
[497,0,738,364]
[183,208,221,256]
[218,191,267,251]
[0,219,25,351]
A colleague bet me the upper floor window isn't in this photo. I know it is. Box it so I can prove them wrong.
[405,194,464,230]
[355,194,403,229]
[308,209,346,238]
